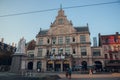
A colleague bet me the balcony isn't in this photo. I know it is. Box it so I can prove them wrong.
[45,53,73,60]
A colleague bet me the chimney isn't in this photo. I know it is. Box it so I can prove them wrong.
[116,32,119,35]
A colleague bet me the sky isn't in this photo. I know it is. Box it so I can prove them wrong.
[0,0,120,46]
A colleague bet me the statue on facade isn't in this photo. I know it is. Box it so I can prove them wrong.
[15,37,26,54]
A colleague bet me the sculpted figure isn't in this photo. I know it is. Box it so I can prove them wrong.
[16,37,26,54]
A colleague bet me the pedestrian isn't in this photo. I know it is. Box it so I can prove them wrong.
[90,69,93,75]
[68,68,72,79]
[65,68,69,78]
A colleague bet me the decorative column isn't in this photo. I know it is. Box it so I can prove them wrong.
[42,60,46,72]
[33,61,37,71]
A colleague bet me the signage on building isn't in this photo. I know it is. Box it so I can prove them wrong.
[50,55,65,60]
[101,35,120,44]
[101,35,120,53]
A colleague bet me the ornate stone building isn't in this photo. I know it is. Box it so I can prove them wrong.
[24,8,92,72]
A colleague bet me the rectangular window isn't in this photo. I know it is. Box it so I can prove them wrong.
[73,48,76,54]
[81,46,87,56]
[66,36,70,44]
[52,37,56,44]
[58,18,63,24]
[58,37,63,44]
[52,48,55,54]
[39,38,43,45]
[105,54,108,59]
[38,48,42,57]
[109,53,113,60]
[93,49,101,56]
[28,52,34,58]
[65,47,70,54]
[93,52,100,56]
[80,35,86,43]
[58,48,63,54]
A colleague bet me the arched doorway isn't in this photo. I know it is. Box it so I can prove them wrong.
[54,60,61,71]
[94,61,102,71]
[47,60,53,71]
[37,61,42,72]
[81,61,87,70]
[63,60,69,71]
[28,62,33,70]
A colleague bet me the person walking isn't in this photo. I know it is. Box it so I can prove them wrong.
[65,68,69,78]
[68,68,72,79]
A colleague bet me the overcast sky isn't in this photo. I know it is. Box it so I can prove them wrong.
[0,0,120,46]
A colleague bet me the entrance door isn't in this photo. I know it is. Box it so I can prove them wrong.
[81,61,87,70]
[54,61,61,71]
[37,61,42,71]
[47,60,53,71]
[28,62,33,70]
[63,60,69,71]
[94,61,102,71]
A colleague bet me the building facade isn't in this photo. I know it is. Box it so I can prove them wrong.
[98,32,120,72]
[23,8,92,72]
[18,9,120,73]
[0,38,16,71]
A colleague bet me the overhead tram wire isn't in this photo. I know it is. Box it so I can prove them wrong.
[0,1,119,17]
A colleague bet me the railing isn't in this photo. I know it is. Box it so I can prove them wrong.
[45,53,73,60]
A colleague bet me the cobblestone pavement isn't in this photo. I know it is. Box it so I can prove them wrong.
[58,73,120,80]
[0,72,120,80]
[59,77,120,80]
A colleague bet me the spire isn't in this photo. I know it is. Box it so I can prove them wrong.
[58,4,65,17]
[60,4,62,10]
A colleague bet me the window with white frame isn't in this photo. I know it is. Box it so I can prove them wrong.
[38,48,42,57]
[52,37,56,44]
[52,48,55,54]
[66,36,70,44]
[81,46,87,56]
[39,38,43,45]
[58,37,63,44]
[65,47,70,54]
[93,49,101,56]
[80,35,86,43]
[58,48,63,54]
[28,52,34,57]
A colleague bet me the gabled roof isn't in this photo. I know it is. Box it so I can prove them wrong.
[74,26,89,32]
[36,30,48,37]
[26,40,36,50]
[38,30,48,35]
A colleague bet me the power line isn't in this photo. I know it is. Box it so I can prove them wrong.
[0,1,119,17]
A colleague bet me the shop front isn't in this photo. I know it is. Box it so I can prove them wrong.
[46,59,71,72]
[47,60,54,71]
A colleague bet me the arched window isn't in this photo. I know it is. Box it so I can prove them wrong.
[28,62,33,70]
[37,61,42,69]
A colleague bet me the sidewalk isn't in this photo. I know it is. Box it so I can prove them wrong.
[58,73,120,78]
